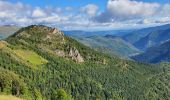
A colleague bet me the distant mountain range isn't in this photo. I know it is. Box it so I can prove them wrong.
[133,29,170,50]
[122,24,170,44]
[132,40,170,63]
[65,24,170,63]
[64,29,133,38]
[0,25,19,39]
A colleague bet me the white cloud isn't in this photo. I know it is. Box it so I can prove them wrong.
[94,0,160,22]
[65,6,72,11]
[0,0,170,30]
[80,4,98,16]
[32,7,47,18]
[159,4,170,17]
[157,17,170,23]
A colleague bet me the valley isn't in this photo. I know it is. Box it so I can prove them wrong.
[65,24,170,63]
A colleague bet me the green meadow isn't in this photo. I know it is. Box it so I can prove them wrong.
[13,49,48,65]
[0,95,22,100]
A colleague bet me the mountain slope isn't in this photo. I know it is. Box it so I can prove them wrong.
[64,30,132,38]
[123,24,170,44]
[75,35,141,58]
[133,28,170,50]
[0,25,170,99]
[132,40,170,63]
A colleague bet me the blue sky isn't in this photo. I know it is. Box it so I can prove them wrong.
[0,0,170,30]
[9,0,107,9]
[8,0,170,11]
[8,0,169,7]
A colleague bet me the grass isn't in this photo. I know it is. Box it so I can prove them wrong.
[0,41,7,49]
[13,49,48,65]
[0,95,22,100]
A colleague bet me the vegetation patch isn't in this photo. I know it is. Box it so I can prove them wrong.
[13,49,48,65]
[0,41,7,49]
[0,95,22,100]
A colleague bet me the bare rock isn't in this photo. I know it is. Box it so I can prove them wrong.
[43,28,65,43]
[50,28,64,36]
[55,49,65,57]
[69,47,84,63]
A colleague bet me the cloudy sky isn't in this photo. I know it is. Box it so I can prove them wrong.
[0,0,170,30]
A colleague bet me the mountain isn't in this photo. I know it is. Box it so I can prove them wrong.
[65,24,170,59]
[132,40,170,63]
[64,29,132,38]
[75,35,141,58]
[0,25,170,99]
[0,25,19,39]
[123,24,170,44]
[133,28,170,50]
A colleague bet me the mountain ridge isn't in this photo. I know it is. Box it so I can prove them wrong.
[133,28,170,50]
[122,24,170,44]
[132,40,170,63]
[74,35,141,58]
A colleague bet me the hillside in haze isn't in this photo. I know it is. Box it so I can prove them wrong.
[132,40,170,63]
[66,24,170,62]
[122,24,170,45]
[64,30,132,38]
[74,35,141,58]
[0,25,170,99]
[0,25,19,39]
[133,28,170,50]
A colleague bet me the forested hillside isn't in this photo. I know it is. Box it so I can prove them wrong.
[73,35,140,58]
[0,25,170,100]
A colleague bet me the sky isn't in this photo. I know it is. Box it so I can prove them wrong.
[0,0,170,30]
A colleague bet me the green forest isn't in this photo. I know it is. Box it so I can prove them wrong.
[0,25,170,100]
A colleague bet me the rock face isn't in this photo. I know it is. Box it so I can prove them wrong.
[55,49,65,57]
[69,47,84,63]
[44,27,65,42]
[51,28,64,36]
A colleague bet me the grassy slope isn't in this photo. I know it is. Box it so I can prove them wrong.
[0,40,48,67]
[0,95,22,100]
[0,41,6,48]
[13,49,48,65]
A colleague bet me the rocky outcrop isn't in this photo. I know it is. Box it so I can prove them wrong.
[43,28,65,44]
[55,49,65,57]
[51,28,64,36]
[69,47,84,63]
